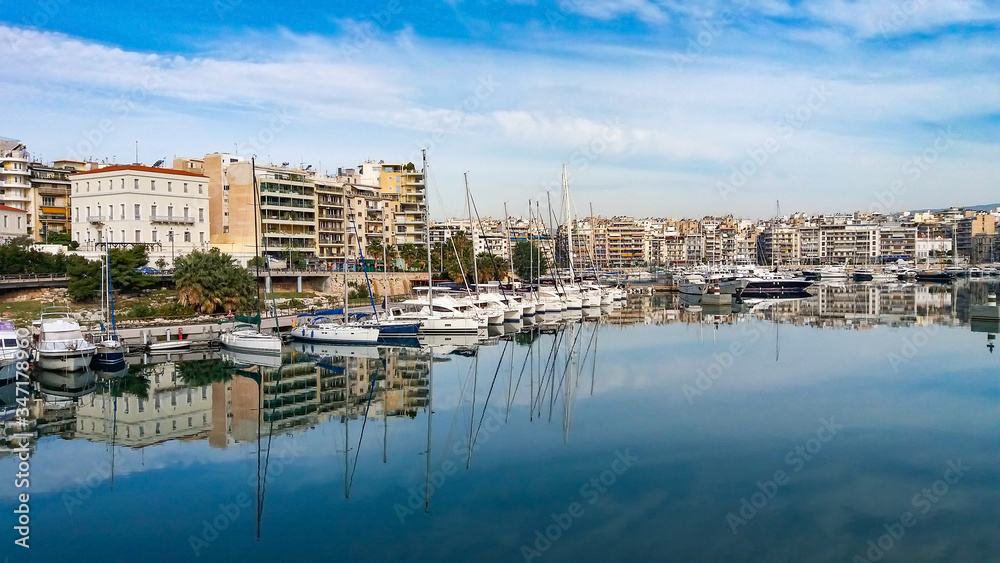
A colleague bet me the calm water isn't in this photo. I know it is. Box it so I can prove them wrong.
[2,281,998,562]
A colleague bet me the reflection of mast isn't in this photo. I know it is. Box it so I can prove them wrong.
[424,345,433,513]
[564,321,576,444]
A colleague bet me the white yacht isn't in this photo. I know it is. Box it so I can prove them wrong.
[220,323,282,355]
[390,293,483,334]
[678,275,709,295]
[32,307,95,371]
[290,315,380,344]
[1,320,22,364]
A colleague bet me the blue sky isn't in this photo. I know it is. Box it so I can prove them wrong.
[2,0,998,219]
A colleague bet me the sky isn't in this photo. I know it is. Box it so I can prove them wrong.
[2,0,998,220]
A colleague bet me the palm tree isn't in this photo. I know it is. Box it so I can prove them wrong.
[174,248,256,314]
[476,252,510,282]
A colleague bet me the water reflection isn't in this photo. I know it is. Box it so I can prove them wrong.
[2,280,997,562]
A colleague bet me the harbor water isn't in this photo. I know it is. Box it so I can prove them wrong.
[2,280,998,562]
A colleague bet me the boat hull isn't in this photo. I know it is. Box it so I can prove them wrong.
[220,333,282,355]
[290,325,380,344]
[35,349,94,371]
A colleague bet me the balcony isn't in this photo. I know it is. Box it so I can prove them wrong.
[150,215,195,225]
[87,215,106,224]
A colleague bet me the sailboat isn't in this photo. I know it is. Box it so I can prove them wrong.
[91,243,126,369]
[220,157,282,356]
[381,150,481,334]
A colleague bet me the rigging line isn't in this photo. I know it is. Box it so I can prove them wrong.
[471,339,509,448]
[533,327,564,414]
[508,331,535,412]
[257,367,280,535]
[468,185,507,294]
[346,198,380,322]
[535,327,564,413]
[440,350,478,466]
[348,361,381,491]
[552,322,585,405]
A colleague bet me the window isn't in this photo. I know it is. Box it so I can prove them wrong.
[86,206,91,218]
[96,180,100,191]
[86,182,90,192]
[167,205,173,218]
[152,230,157,242]
[120,179,124,189]
[42,196,55,206]
[155,422,161,434]
[183,205,189,218]
[171,391,177,407]
[198,184,204,194]
[121,230,125,242]
[183,182,188,193]
[150,180,155,191]
[74,182,78,194]
[135,230,141,242]
[154,395,160,408]
[134,204,141,220]
[120,204,125,220]
[183,231,191,242]
[198,208,204,223]
[75,207,79,221]
[134,178,139,189]
[199,232,205,244]
[150,204,157,217]
[167,181,172,192]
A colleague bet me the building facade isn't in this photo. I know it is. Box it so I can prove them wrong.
[69,165,210,266]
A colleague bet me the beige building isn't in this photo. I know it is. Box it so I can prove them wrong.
[0,204,28,242]
[70,165,210,266]
[175,155,315,266]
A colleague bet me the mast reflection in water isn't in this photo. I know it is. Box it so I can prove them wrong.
[2,279,998,562]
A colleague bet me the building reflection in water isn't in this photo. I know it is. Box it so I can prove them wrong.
[10,280,995,456]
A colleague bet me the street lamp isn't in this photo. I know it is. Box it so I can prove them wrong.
[169,230,174,265]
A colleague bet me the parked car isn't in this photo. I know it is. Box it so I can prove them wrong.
[135,266,160,274]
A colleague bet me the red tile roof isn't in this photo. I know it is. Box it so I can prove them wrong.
[0,204,27,212]
[69,164,208,178]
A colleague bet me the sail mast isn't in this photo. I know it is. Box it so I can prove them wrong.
[423,150,433,311]
[563,165,575,281]
[466,172,478,295]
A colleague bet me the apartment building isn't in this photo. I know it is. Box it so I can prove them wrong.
[0,138,30,213]
[70,165,210,266]
[28,161,77,241]
[175,155,314,266]
[955,214,996,258]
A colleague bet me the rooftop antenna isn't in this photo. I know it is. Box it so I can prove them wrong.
[135,140,138,165]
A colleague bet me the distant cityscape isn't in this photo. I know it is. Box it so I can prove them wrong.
[2,136,998,270]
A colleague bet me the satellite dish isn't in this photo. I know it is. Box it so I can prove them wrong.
[152,159,165,168]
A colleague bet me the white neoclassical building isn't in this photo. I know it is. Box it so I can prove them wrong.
[69,165,211,267]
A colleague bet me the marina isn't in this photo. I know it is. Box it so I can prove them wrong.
[2,279,997,561]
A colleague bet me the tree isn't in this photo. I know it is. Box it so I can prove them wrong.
[441,233,474,283]
[173,248,257,314]
[109,245,156,294]
[512,241,549,281]
[397,243,423,271]
[365,238,384,263]
[0,239,67,275]
[66,255,100,301]
[476,252,510,282]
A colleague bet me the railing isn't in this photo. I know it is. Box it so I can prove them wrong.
[150,215,195,224]
[0,273,68,283]
[87,215,106,223]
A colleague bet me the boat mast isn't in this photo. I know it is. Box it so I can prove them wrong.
[251,158,265,328]
[423,150,433,312]
[465,172,478,295]
[503,201,514,286]
[563,165,576,282]
[344,187,350,324]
